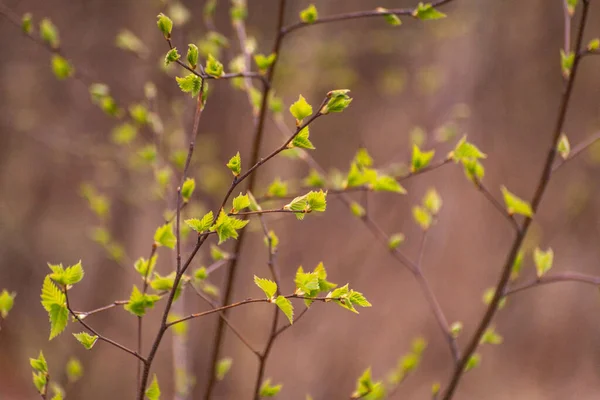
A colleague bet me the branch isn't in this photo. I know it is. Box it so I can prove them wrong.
[552,131,600,173]
[505,272,600,296]
[441,2,592,398]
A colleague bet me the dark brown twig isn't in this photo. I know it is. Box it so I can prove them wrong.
[505,272,600,296]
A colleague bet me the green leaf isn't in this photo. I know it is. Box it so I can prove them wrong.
[129,103,149,125]
[259,379,282,397]
[289,95,313,123]
[216,358,233,381]
[354,148,373,168]
[41,275,65,312]
[40,19,59,48]
[154,223,177,249]
[283,190,327,220]
[327,284,371,314]
[423,188,442,215]
[232,193,251,213]
[33,371,47,394]
[560,50,575,78]
[51,55,74,80]
[165,48,181,66]
[227,152,241,176]
[480,327,503,345]
[372,175,406,194]
[66,357,83,382]
[275,295,294,324]
[210,211,249,244]
[176,74,202,97]
[211,245,229,261]
[588,38,600,51]
[303,169,325,188]
[567,0,578,15]
[295,267,320,295]
[462,159,485,182]
[412,2,447,20]
[267,178,288,197]
[412,206,432,230]
[146,374,161,400]
[157,13,173,38]
[388,233,405,250]
[534,247,554,278]
[376,7,402,26]
[450,321,463,338]
[291,126,315,150]
[230,0,247,21]
[254,275,277,299]
[22,13,32,34]
[185,211,214,233]
[557,133,570,159]
[352,367,385,399]
[501,186,533,217]
[411,144,435,172]
[345,163,377,188]
[186,44,199,68]
[30,351,48,373]
[167,314,188,336]
[321,89,352,114]
[300,4,318,23]
[73,332,98,350]
[49,303,68,340]
[181,178,195,202]
[450,135,487,163]
[350,202,366,218]
[483,287,506,309]
[0,289,15,318]
[511,250,525,281]
[254,53,276,72]
[205,54,224,77]
[263,230,279,254]
[124,285,161,317]
[134,255,157,278]
[464,354,481,372]
[194,266,208,281]
[111,122,137,145]
[115,30,146,56]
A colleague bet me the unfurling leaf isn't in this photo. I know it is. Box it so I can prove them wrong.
[560,50,575,78]
[210,211,249,243]
[154,223,176,249]
[231,193,251,213]
[216,358,232,381]
[146,375,161,400]
[411,144,435,172]
[176,74,202,97]
[412,3,447,20]
[534,247,554,278]
[181,178,195,202]
[290,95,313,123]
[322,89,352,114]
[254,276,277,299]
[73,332,98,350]
[254,53,276,72]
[300,5,318,23]
[376,7,402,26]
[165,48,181,66]
[227,152,241,176]
[388,233,405,250]
[291,126,315,150]
[501,186,533,217]
[186,44,199,68]
[275,295,294,324]
[157,13,173,38]
[423,188,442,215]
[557,133,570,159]
[40,19,60,48]
[0,289,15,318]
[205,54,224,77]
[51,55,74,80]
[283,190,327,220]
[412,206,432,230]
[260,379,282,397]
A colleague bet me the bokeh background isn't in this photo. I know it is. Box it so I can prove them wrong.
[1,0,600,399]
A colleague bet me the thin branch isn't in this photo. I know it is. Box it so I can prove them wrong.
[552,131,600,173]
[505,272,600,296]
[274,306,309,337]
[441,3,592,398]
[233,209,307,216]
[137,244,158,388]
[474,179,520,232]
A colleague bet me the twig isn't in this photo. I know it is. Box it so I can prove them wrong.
[474,179,520,232]
[441,2,592,398]
[505,272,600,296]
[232,209,307,216]
[552,131,600,173]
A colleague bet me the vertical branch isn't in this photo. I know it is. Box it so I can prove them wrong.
[441,2,592,398]
[137,244,158,387]
[202,2,288,399]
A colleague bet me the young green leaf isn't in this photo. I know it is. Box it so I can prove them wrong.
[47,261,84,286]
[186,44,199,68]
[164,47,181,66]
[560,50,575,78]
[501,186,533,217]
[462,158,485,182]
[210,211,249,244]
[450,321,463,338]
[40,276,68,339]
[411,144,435,172]
[211,245,229,261]
[412,2,447,20]
[449,135,487,162]
[300,4,318,23]
[294,268,320,295]
[30,351,48,373]
[232,193,251,213]
[464,354,481,372]
[275,295,294,324]
[216,358,233,381]
[483,287,506,309]
[588,38,600,51]
[146,374,161,400]
[267,178,288,197]
[0,289,15,318]
[264,230,279,254]
[66,357,83,382]
[157,13,173,38]
[511,250,525,281]
[129,104,149,125]
[259,379,282,397]
[227,152,241,176]
[354,148,374,168]
[181,178,195,202]
[22,13,32,34]
[40,19,59,48]
[115,30,147,57]
[283,190,327,220]
[185,211,214,234]
[73,332,98,350]
[373,175,406,194]
[534,247,554,278]
[254,53,276,72]
[291,126,315,150]
[176,74,203,97]
[254,276,277,299]
[134,255,157,278]
[388,233,405,250]
[350,202,366,218]
[51,55,74,80]
[557,133,570,159]
[376,7,402,26]
[289,95,313,123]
[230,0,247,21]
[303,169,326,188]
[480,327,503,345]
[124,285,161,317]
[423,188,442,215]
[154,223,176,249]
[205,54,224,77]
[111,122,137,145]
[412,206,432,230]
[322,89,352,114]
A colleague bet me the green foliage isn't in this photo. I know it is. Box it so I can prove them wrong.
[210,211,250,243]
[30,351,48,373]
[211,244,229,261]
[450,135,487,163]
[40,276,68,339]
[259,379,282,397]
[567,0,578,15]
[216,358,233,381]
[412,206,432,230]
[185,211,214,233]
[22,13,32,34]
[376,8,401,26]
[227,152,242,176]
[464,353,481,372]
[450,321,463,338]
[303,169,325,188]
[588,38,600,51]
[134,255,157,278]
[289,95,313,123]
[157,13,173,38]
[501,186,533,217]
[327,284,371,313]
[154,223,176,249]
[264,230,279,254]
[129,103,149,125]
[115,30,147,57]
[295,263,336,307]
[73,332,98,350]
[181,178,196,202]
[388,233,405,250]
[322,89,352,114]
[373,175,406,194]
[275,295,294,324]
[48,261,84,286]
[194,266,208,281]
[560,50,575,78]
[167,314,188,336]
[534,247,554,278]
[232,193,251,213]
[283,190,327,220]
[205,54,224,77]
[66,357,83,382]
[511,250,525,280]
[165,48,181,66]
[413,3,447,20]
[254,275,277,299]
[557,133,570,159]
[31,351,49,395]
[186,44,199,68]
[124,285,161,316]
[0,289,16,318]
[350,201,366,218]
[352,368,385,399]
[480,327,503,345]
[254,53,276,72]
[176,74,203,97]
[230,0,247,21]
[483,287,506,309]
[51,55,74,80]
[146,375,161,400]
[354,148,373,168]
[423,188,442,215]
[291,126,315,150]
[300,5,318,23]
[40,18,59,48]
[111,122,137,145]
[267,178,288,197]
[411,144,435,172]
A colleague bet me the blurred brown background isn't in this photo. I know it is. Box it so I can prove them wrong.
[1,0,600,399]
